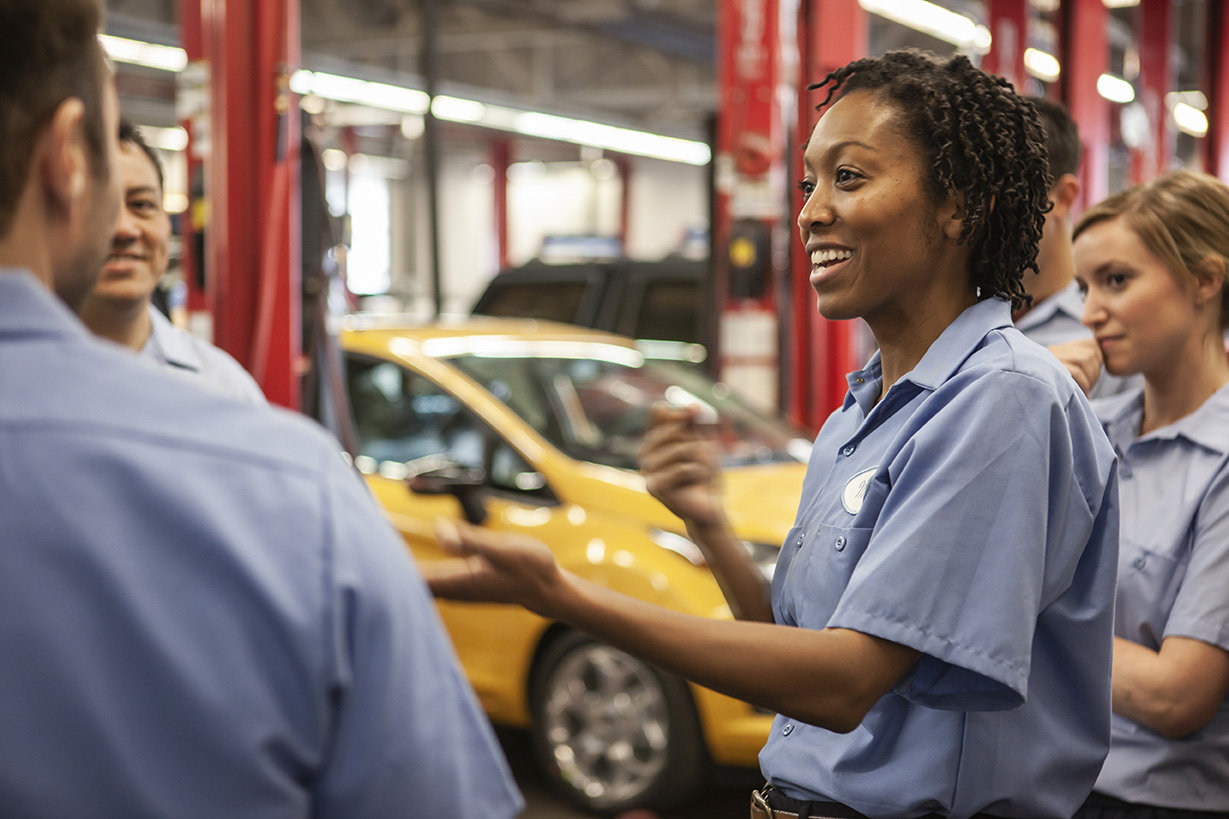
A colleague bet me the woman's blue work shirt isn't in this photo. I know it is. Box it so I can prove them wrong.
[761,298,1120,819]
[1090,385,1229,811]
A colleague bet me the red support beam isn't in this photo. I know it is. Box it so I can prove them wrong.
[1135,0,1172,183]
[490,137,510,270]
[181,0,301,408]
[1060,0,1110,207]
[787,0,866,432]
[1205,1,1229,181]
[984,0,1030,93]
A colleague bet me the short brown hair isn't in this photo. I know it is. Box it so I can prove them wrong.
[0,0,109,238]
[1075,170,1229,329]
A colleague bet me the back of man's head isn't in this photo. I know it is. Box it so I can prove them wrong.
[0,0,110,241]
[1029,96,1081,184]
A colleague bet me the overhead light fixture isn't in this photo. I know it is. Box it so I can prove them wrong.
[858,0,992,53]
[1023,48,1061,83]
[431,95,487,123]
[1097,73,1135,104]
[1165,90,1208,111]
[1102,0,1140,8]
[1172,103,1208,138]
[289,70,430,115]
[100,34,188,72]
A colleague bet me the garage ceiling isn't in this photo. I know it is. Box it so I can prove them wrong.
[105,0,718,141]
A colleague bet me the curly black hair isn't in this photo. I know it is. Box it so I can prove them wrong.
[810,49,1051,310]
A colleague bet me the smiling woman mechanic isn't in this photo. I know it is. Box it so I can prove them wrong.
[1057,171,1229,819]
[426,50,1120,819]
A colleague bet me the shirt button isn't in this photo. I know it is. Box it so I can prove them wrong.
[1134,557,1147,570]
[1120,465,1133,479]
[782,723,794,736]
[834,536,847,551]
[855,377,865,384]
[842,445,856,456]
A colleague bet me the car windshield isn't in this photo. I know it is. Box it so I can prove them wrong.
[449,351,811,470]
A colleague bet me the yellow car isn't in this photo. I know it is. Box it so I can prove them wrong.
[339,317,809,814]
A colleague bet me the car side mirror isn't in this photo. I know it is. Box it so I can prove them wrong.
[403,454,488,525]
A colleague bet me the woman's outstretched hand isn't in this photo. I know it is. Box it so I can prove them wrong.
[423,518,568,618]
[638,402,725,527]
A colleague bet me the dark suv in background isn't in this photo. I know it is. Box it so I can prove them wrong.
[470,258,712,350]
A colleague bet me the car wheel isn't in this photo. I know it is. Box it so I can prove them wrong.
[530,630,707,815]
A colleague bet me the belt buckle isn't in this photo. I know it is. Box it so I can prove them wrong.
[752,786,775,819]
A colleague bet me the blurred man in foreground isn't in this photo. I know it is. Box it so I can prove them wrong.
[0,2,522,816]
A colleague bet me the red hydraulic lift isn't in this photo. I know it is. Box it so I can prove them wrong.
[1204,1,1229,182]
[786,0,867,432]
[984,0,1029,94]
[1134,0,1173,183]
[180,0,302,409]
[1059,0,1110,208]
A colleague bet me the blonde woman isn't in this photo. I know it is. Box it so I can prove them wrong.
[1062,170,1229,818]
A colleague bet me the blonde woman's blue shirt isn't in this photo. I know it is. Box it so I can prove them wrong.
[761,298,1119,819]
[1090,384,1229,811]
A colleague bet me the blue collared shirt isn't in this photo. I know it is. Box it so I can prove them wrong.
[1015,281,1139,399]
[1091,385,1229,811]
[141,304,267,406]
[761,298,1119,819]
[0,272,523,819]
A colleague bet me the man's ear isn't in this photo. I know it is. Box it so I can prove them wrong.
[1049,173,1081,220]
[38,98,88,214]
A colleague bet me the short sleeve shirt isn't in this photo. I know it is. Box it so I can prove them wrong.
[142,304,267,405]
[1090,385,1229,811]
[0,272,522,819]
[760,298,1119,819]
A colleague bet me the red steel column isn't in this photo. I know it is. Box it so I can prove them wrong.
[1060,0,1110,207]
[491,137,510,270]
[1135,0,1172,183]
[187,0,301,408]
[1204,1,1229,181]
[787,0,866,431]
[984,0,1030,92]
[715,0,792,413]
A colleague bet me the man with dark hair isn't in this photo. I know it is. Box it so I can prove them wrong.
[1016,96,1135,397]
[79,119,265,404]
[0,2,523,817]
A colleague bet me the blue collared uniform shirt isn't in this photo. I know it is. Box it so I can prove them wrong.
[761,298,1119,819]
[0,272,523,819]
[1091,385,1229,811]
[1015,280,1138,399]
[141,303,267,406]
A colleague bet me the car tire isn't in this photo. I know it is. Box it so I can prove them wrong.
[529,630,707,815]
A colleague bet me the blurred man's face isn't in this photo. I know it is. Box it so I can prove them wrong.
[93,142,171,307]
[55,67,121,310]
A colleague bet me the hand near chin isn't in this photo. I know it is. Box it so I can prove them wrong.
[423,518,567,618]
[1048,338,1103,397]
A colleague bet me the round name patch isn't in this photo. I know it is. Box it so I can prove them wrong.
[842,468,876,515]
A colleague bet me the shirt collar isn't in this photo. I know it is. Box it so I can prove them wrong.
[844,298,1013,409]
[0,270,95,343]
[1015,280,1084,332]
[1099,383,1229,455]
[143,303,203,372]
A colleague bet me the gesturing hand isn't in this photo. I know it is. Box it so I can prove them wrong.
[423,518,568,619]
[638,403,724,527]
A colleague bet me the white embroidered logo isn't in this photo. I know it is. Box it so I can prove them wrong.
[842,468,876,515]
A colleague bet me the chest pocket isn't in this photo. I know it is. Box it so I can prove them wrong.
[1116,533,1192,648]
[776,522,873,629]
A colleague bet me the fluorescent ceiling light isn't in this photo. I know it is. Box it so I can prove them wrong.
[859,0,992,53]
[1166,90,1208,111]
[1172,103,1208,138]
[1097,73,1135,104]
[1102,0,1139,8]
[431,95,487,123]
[101,34,188,73]
[289,70,430,115]
[1023,49,1061,83]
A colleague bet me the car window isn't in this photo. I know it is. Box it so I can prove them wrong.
[345,355,552,500]
[474,282,588,324]
[617,279,700,343]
